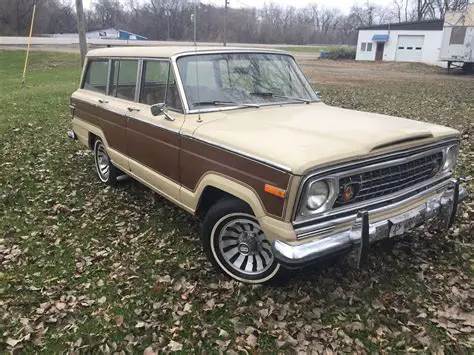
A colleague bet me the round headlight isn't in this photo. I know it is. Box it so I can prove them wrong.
[443,145,459,170]
[306,181,329,210]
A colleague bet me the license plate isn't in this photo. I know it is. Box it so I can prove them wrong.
[389,210,420,237]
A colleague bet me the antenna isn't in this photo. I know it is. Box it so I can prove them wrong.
[193,0,202,123]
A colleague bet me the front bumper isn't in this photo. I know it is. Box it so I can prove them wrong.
[272,179,468,267]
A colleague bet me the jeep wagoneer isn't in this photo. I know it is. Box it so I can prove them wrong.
[68,46,468,283]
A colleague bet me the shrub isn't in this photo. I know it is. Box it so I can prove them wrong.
[320,46,356,60]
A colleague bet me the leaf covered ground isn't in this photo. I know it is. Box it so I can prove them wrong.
[0,51,473,353]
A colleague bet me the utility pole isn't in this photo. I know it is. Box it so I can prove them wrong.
[75,0,88,65]
[165,10,171,40]
[224,0,228,46]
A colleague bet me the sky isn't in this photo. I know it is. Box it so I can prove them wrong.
[81,0,394,14]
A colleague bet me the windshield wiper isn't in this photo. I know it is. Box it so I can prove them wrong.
[250,92,310,104]
[192,100,260,108]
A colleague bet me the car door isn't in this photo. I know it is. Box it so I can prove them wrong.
[95,58,144,172]
[73,59,127,153]
[125,59,185,203]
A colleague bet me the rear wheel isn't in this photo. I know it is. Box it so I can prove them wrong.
[201,198,281,283]
[93,139,117,186]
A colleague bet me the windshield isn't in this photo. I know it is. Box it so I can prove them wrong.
[176,53,319,111]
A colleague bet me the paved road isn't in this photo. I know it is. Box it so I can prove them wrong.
[0,37,321,59]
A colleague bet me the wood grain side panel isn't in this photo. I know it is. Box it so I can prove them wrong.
[126,118,181,182]
[180,137,291,218]
[72,99,127,153]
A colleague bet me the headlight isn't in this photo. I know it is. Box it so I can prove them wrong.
[297,178,337,219]
[306,181,329,210]
[443,144,459,171]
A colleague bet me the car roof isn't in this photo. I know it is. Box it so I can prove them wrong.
[86,46,288,59]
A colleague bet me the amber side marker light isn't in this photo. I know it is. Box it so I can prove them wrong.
[264,184,286,199]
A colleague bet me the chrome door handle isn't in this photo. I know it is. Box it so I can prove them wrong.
[127,106,140,112]
[98,99,109,104]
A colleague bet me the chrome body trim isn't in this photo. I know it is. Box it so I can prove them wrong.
[171,57,190,113]
[274,179,468,266]
[134,59,143,103]
[292,139,459,224]
[105,59,112,96]
[331,146,445,179]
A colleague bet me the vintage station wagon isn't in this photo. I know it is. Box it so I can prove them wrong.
[68,46,468,283]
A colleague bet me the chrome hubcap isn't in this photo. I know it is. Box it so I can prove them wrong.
[96,144,110,180]
[218,218,274,275]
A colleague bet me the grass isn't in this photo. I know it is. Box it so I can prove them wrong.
[1,50,473,353]
[277,45,330,53]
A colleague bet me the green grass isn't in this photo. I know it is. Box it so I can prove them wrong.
[277,45,329,53]
[0,50,473,353]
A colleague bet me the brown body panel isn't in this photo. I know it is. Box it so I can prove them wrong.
[180,137,291,218]
[73,99,127,154]
[127,117,181,183]
[72,98,291,219]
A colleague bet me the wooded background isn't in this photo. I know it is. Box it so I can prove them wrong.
[0,0,470,44]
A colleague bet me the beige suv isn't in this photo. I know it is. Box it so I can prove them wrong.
[69,46,468,284]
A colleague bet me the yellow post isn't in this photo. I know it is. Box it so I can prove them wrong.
[22,1,37,85]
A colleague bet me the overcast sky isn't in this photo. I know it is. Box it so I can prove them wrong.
[81,0,394,14]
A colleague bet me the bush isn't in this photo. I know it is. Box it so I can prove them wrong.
[320,46,356,60]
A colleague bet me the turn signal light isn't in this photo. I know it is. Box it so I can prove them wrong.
[264,184,286,199]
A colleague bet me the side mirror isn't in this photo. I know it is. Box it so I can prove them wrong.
[150,103,166,116]
[150,102,175,121]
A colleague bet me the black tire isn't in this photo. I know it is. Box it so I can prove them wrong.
[93,139,117,186]
[200,197,282,284]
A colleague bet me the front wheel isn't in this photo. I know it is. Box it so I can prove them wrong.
[201,198,281,284]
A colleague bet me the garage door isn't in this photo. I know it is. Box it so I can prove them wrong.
[395,35,424,62]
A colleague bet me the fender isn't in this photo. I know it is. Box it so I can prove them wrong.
[181,172,267,218]
[72,117,129,171]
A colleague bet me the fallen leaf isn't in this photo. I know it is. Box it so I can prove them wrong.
[168,340,183,351]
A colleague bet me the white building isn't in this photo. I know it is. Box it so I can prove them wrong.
[355,19,444,65]
[439,3,474,71]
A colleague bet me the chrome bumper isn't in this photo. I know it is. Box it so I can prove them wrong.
[273,179,468,267]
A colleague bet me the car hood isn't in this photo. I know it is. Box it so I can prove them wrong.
[192,103,459,175]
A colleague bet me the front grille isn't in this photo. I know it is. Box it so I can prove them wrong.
[334,151,443,207]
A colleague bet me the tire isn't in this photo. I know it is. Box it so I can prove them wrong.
[201,198,282,284]
[93,138,117,186]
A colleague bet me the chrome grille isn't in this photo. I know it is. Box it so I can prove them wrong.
[334,151,443,207]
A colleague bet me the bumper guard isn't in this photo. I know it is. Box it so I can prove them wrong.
[273,179,468,268]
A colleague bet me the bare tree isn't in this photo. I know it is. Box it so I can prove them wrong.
[7,0,458,45]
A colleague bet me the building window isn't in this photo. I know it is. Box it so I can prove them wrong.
[449,26,467,45]
[360,42,366,51]
[366,43,373,52]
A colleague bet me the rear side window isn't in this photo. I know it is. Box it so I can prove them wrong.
[83,60,108,93]
[109,60,138,101]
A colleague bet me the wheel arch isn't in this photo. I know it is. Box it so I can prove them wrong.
[72,117,110,150]
[185,173,267,219]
